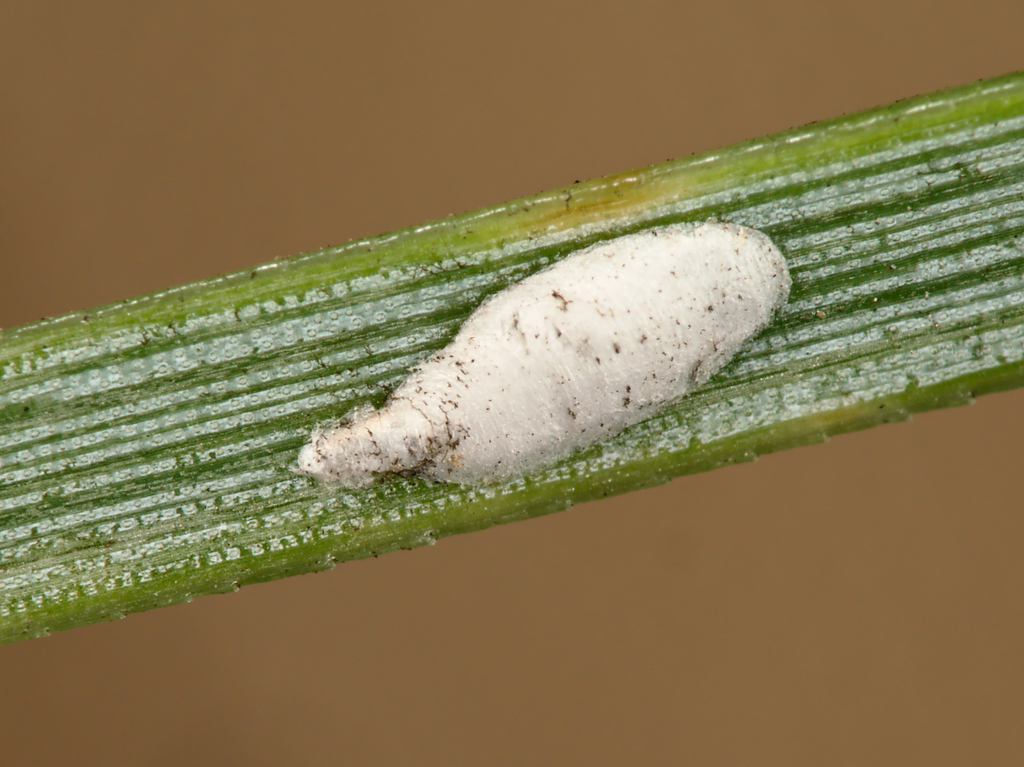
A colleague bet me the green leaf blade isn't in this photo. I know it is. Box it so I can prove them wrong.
[2,72,1024,643]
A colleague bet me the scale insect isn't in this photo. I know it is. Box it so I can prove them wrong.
[297,222,791,486]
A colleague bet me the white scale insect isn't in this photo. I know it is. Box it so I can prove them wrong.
[298,222,790,486]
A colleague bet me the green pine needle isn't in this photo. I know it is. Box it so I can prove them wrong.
[3,71,1024,643]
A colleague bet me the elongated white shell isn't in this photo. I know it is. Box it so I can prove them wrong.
[298,222,790,486]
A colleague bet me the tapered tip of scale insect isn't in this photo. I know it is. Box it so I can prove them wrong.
[296,429,376,487]
[297,401,443,486]
[296,428,330,481]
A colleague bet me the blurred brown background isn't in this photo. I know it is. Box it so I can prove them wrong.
[2,2,1023,764]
